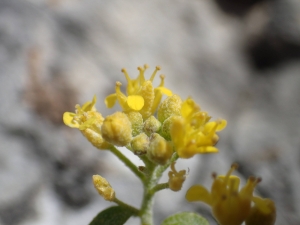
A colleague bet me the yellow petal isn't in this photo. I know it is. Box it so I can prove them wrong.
[78,117,97,130]
[252,197,275,214]
[82,95,97,112]
[186,185,212,205]
[205,120,227,132]
[105,93,117,108]
[155,86,172,96]
[181,98,199,119]
[63,112,79,128]
[127,95,144,111]
[196,146,219,154]
[216,119,227,131]
[216,175,240,193]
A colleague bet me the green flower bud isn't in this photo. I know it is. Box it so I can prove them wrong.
[147,133,173,165]
[160,115,179,141]
[144,116,161,136]
[101,112,132,146]
[126,111,143,136]
[157,94,182,123]
[130,133,149,155]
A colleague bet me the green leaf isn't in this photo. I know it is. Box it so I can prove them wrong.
[89,206,135,225]
[161,212,210,225]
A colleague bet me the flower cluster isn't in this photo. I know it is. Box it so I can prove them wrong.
[186,164,276,225]
[63,65,226,163]
[62,64,276,225]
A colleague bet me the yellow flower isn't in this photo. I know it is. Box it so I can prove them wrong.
[168,162,187,192]
[105,65,172,119]
[170,97,226,159]
[63,95,109,149]
[186,164,261,225]
[63,95,98,129]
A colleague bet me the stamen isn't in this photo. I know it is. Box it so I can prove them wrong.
[157,74,165,86]
[149,66,161,81]
[224,163,238,185]
[248,176,256,183]
[115,81,122,94]
[231,163,239,170]
[121,68,131,82]
[137,66,146,84]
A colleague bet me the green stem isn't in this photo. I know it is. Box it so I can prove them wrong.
[109,145,145,182]
[150,183,169,194]
[113,197,140,216]
[139,153,179,225]
[139,165,157,225]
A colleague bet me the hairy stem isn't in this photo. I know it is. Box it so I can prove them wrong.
[109,145,145,182]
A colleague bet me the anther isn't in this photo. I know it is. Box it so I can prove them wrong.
[212,172,217,179]
[231,163,239,170]
[257,177,262,183]
[248,176,256,182]
[121,68,131,81]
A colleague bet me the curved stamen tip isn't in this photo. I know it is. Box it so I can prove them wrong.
[257,177,262,183]
[231,163,239,170]
[160,74,165,79]
[116,81,122,86]
[212,172,217,179]
[137,66,143,71]
[144,64,149,69]
[156,66,161,70]
[187,167,190,175]
[121,68,127,73]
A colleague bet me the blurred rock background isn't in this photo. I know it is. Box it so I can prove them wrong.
[0,0,300,224]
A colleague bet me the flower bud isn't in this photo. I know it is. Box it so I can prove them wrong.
[168,162,187,192]
[157,94,182,123]
[101,112,132,146]
[92,175,115,201]
[147,133,173,165]
[131,133,149,155]
[160,115,178,141]
[144,116,161,136]
[126,111,143,137]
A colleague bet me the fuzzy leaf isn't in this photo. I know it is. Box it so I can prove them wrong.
[161,212,210,225]
[89,206,135,225]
